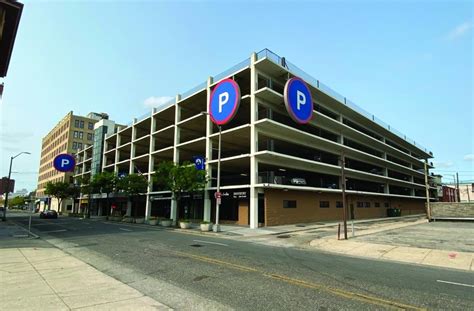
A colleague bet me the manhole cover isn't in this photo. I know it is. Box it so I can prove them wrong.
[277,235,291,239]
[190,244,203,247]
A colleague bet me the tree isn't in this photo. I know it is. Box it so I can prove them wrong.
[153,161,208,222]
[91,172,119,215]
[117,174,149,217]
[75,176,98,217]
[9,196,25,208]
[44,181,72,211]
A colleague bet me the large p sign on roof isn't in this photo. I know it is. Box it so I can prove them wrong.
[209,79,241,126]
[284,77,313,124]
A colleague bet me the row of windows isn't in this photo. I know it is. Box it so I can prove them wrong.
[43,120,69,147]
[72,142,83,150]
[75,119,94,130]
[40,143,67,166]
[73,131,94,141]
[283,200,390,209]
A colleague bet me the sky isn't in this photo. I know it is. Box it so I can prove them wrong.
[0,0,472,192]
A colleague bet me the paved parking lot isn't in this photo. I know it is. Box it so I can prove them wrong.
[354,221,474,253]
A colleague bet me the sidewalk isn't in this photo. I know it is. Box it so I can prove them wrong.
[309,220,474,272]
[0,222,171,310]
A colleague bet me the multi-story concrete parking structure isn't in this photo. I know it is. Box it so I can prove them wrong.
[98,49,436,228]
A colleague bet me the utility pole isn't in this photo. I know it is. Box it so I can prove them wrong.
[456,172,460,202]
[466,185,471,203]
[424,160,431,220]
[340,150,347,240]
[2,152,30,221]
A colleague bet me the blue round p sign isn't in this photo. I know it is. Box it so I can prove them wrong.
[53,154,76,172]
[284,77,313,124]
[209,79,241,125]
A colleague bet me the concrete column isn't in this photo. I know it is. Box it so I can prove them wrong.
[249,52,259,229]
[171,94,181,222]
[204,76,213,222]
[384,184,389,194]
[145,116,156,221]
[126,200,132,216]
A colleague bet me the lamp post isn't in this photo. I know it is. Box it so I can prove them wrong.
[2,151,31,221]
[201,111,222,232]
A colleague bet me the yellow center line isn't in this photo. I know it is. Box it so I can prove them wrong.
[172,250,426,310]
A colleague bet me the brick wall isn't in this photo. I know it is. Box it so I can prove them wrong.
[264,189,425,226]
[429,202,474,219]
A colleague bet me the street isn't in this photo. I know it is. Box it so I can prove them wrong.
[7,214,474,310]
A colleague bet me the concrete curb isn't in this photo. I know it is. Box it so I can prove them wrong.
[8,219,40,239]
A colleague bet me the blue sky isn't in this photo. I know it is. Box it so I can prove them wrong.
[0,0,472,191]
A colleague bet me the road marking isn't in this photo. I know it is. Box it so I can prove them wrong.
[119,228,132,232]
[43,229,67,233]
[437,280,474,288]
[172,250,424,310]
[193,240,229,247]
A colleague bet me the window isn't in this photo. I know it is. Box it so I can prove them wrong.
[73,131,79,138]
[74,120,80,128]
[87,133,93,140]
[78,143,83,150]
[283,200,297,208]
[72,142,78,149]
[384,202,390,208]
[79,121,84,128]
[375,202,380,208]
[78,131,83,139]
[364,202,371,208]
[336,201,343,208]
[357,202,364,208]
[88,122,94,130]
[319,201,330,208]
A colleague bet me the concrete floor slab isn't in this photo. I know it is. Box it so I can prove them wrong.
[60,285,144,309]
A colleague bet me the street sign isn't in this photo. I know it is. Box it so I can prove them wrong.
[215,192,222,199]
[209,78,241,125]
[53,154,76,172]
[284,77,313,124]
[193,156,205,171]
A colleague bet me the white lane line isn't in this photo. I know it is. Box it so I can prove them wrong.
[43,229,67,233]
[193,239,228,247]
[119,228,132,232]
[437,280,474,288]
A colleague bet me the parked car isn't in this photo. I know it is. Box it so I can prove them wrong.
[40,210,58,219]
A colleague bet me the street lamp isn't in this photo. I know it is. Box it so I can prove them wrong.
[2,151,31,221]
[201,111,222,232]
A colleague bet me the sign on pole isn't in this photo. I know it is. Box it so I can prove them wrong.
[53,154,76,172]
[209,78,241,125]
[283,77,313,124]
[193,156,205,171]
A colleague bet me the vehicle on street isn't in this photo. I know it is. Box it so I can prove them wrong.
[40,210,58,219]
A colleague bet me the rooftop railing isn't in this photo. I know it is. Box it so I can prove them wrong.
[256,48,431,155]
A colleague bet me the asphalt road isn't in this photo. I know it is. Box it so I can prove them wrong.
[7,214,474,310]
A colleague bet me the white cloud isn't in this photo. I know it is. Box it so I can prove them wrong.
[446,21,472,40]
[464,154,474,161]
[143,96,174,109]
[433,161,454,168]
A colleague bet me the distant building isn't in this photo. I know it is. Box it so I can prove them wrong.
[458,182,473,203]
[73,118,122,214]
[0,176,14,195]
[36,111,110,212]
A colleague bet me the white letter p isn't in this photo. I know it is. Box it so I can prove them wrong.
[61,159,70,167]
[297,90,306,110]
[219,92,229,113]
